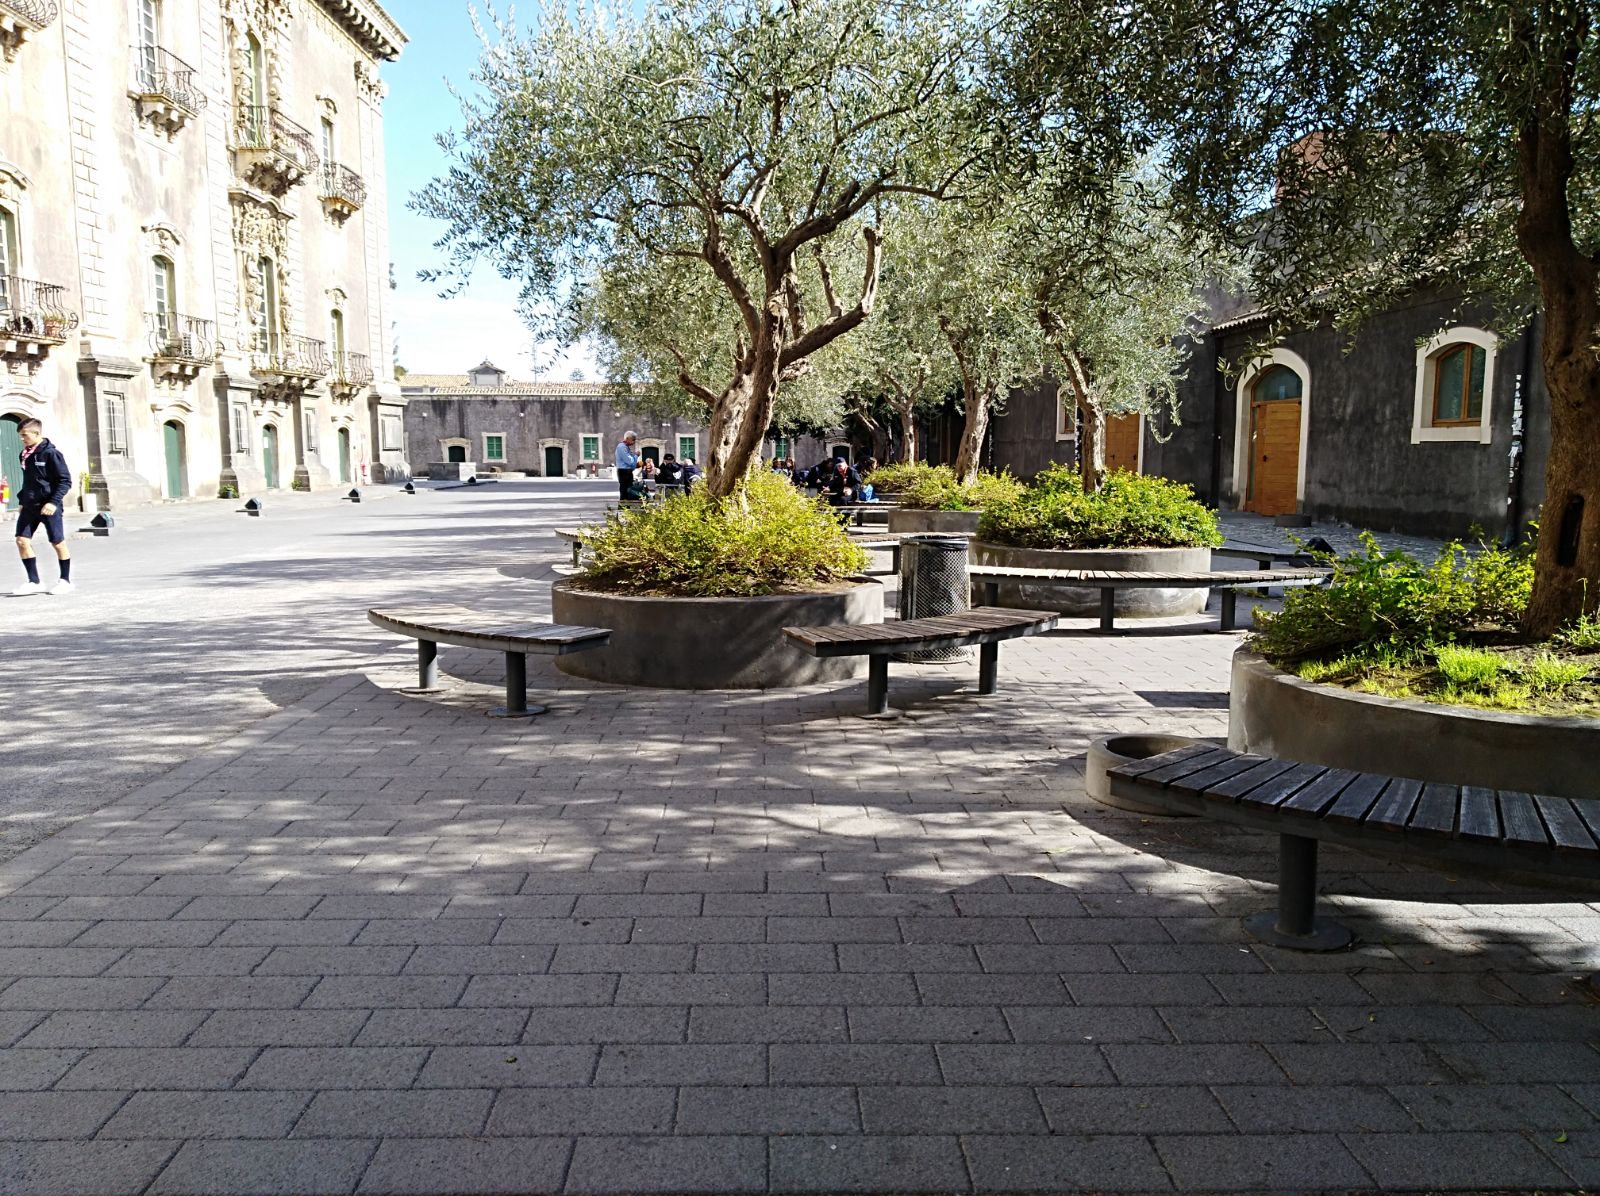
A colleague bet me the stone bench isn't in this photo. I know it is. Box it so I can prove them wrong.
[967,565,1331,632]
[369,605,610,718]
[784,606,1058,717]
[1108,744,1600,954]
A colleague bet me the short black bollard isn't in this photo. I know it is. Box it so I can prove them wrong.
[346,488,361,503]
[79,512,115,536]
[465,476,479,486]
[242,498,264,517]
[402,481,416,494]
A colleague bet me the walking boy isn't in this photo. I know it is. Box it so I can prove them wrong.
[11,418,73,596]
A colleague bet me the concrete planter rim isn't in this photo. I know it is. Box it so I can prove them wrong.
[1237,648,1600,731]
[553,576,872,603]
[973,537,1216,553]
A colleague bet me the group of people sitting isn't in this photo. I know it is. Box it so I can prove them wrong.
[768,454,880,507]
[613,431,702,502]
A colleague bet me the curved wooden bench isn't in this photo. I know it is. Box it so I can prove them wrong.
[784,606,1058,717]
[1108,744,1600,953]
[369,605,610,718]
[968,565,1330,632]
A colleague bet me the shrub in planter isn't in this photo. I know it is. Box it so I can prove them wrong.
[977,466,1222,550]
[575,468,870,597]
[869,462,1022,511]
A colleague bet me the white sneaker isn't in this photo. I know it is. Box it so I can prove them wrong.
[8,581,44,597]
[47,579,74,595]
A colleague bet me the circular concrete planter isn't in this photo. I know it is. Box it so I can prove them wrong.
[551,578,884,689]
[1086,733,1204,815]
[887,509,982,536]
[970,541,1211,617]
[1229,649,1600,800]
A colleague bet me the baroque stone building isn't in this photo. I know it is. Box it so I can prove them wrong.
[0,0,408,512]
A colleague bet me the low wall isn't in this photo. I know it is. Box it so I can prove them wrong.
[970,542,1211,617]
[1229,649,1600,800]
[552,578,884,689]
[887,510,982,535]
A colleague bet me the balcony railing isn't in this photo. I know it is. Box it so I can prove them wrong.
[332,350,374,388]
[132,43,207,116]
[0,0,58,31]
[146,312,215,362]
[0,274,78,342]
[253,332,329,381]
[319,162,366,211]
[238,105,319,180]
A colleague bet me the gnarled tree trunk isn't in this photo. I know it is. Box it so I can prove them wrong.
[952,380,995,483]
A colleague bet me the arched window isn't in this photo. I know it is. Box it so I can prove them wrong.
[1431,343,1487,426]
[136,0,161,84]
[151,254,177,346]
[255,256,278,359]
[1252,365,1303,403]
[243,33,266,144]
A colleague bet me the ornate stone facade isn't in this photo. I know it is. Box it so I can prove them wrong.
[0,0,408,510]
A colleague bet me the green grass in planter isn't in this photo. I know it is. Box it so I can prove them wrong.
[977,466,1222,550]
[574,469,870,597]
[886,465,1023,511]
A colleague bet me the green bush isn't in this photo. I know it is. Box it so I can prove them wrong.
[862,461,933,494]
[1249,533,1534,664]
[864,463,1024,511]
[1521,652,1589,695]
[977,467,1223,550]
[1556,611,1600,651]
[575,469,870,597]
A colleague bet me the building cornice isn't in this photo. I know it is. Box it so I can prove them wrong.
[315,0,406,61]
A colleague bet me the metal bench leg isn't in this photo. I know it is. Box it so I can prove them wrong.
[400,638,446,695]
[1098,588,1116,633]
[978,642,998,695]
[571,542,582,567]
[983,581,999,607]
[490,651,547,719]
[1242,834,1353,952]
[1220,590,1238,632]
[861,655,898,719]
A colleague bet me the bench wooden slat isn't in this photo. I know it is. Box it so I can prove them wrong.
[1139,746,1233,786]
[1106,742,1216,781]
[1571,795,1600,847]
[1407,782,1461,838]
[1237,761,1327,810]
[1323,773,1390,825]
[1206,758,1299,800]
[1497,791,1550,847]
[1278,767,1361,817]
[1534,794,1598,854]
[784,607,1057,657]
[1167,753,1277,795]
[1456,786,1502,842]
[1363,777,1424,832]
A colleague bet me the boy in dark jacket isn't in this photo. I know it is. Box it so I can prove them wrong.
[11,418,73,596]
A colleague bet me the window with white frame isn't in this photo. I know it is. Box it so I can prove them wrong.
[580,434,601,462]
[303,409,318,454]
[1412,327,1497,444]
[379,414,402,451]
[677,435,696,462]
[774,436,790,460]
[483,433,506,462]
[232,403,250,453]
[105,393,128,455]
[0,204,19,309]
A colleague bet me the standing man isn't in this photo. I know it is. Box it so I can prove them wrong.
[10,418,73,596]
[614,430,640,502]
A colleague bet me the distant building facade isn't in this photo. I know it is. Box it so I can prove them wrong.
[0,0,408,512]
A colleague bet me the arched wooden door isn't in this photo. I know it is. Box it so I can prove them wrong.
[1245,366,1303,515]
[262,424,280,490]
[0,415,22,511]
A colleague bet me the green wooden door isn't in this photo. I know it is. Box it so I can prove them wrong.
[0,415,21,511]
[447,444,467,463]
[262,424,279,489]
[543,445,563,477]
[337,428,351,483]
[163,421,185,498]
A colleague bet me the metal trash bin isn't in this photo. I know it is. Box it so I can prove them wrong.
[897,534,970,662]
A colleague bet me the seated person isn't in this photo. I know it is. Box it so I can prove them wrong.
[770,458,793,481]
[823,459,862,506]
[657,454,684,487]
[679,458,701,489]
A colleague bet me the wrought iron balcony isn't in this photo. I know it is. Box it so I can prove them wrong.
[236,105,319,194]
[131,44,207,134]
[253,332,329,389]
[1,274,78,343]
[147,312,215,361]
[319,162,366,222]
[0,1,58,63]
[329,349,374,398]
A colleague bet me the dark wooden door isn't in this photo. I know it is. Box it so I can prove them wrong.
[544,445,564,477]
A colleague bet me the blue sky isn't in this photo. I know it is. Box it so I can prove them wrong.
[379,1,597,380]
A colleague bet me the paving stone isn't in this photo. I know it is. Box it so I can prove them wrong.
[148,1138,374,1195]
[847,1005,1011,1043]
[859,1084,1045,1132]
[769,1043,942,1085]
[239,1047,428,1090]
[305,976,469,1009]
[1038,1084,1234,1133]
[0,947,128,976]
[1104,1042,1285,1085]
[0,1090,126,1139]
[174,895,321,920]
[1386,1082,1596,1131]
[937,1044,1113,1085]
[1342,1129,1572,1189]
[255,945,415,975]
[104,947,269,977]
[486,1087,675,1134]
[1313,1003,1492,1043]
[1160,1005,1330,1043]
[697,944,838,972]
[0,1141,177,1196]
[414,1045,598,1089]
[99,1091,311,1139]
[214,919,364,946]
[1213,1084,1413,1132]
[565,1135,766,1194]
[355,1137,571,1194]
[691,1005,849,1043]
[767,973,917,1005]
[401,945,555,975]
[769,1135,970,1193]
[677,1085,860,1134]
[975,944,1123,973]
[189,1009,370,1047]
[1063,973,1220,1006]
[965,1133,1172,1192]
[595,1042,765,1085]
[1269,1042,1459,1084]
[145,976,319,1009]
[356,1009,529,1046]
[521,1006,686,1044]
[293,1089,494,1138]
[56,1048,257,1090]
[836,944,977,972]
[0,920,97,947]
[1155,1132,1372,1190]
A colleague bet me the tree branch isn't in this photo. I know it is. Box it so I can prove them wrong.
[779,225,882,367]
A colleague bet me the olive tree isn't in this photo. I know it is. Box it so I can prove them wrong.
[418,0,987,496]
[1007,0,1600,633]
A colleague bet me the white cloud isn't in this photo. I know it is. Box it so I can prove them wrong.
[390,279,601,381]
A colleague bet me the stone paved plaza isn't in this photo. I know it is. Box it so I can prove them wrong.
[0,480,1597,1195]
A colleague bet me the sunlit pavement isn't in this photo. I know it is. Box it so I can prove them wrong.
[0,479,1595,1194]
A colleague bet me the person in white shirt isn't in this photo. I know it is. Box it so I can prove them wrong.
[614,431,640,501]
